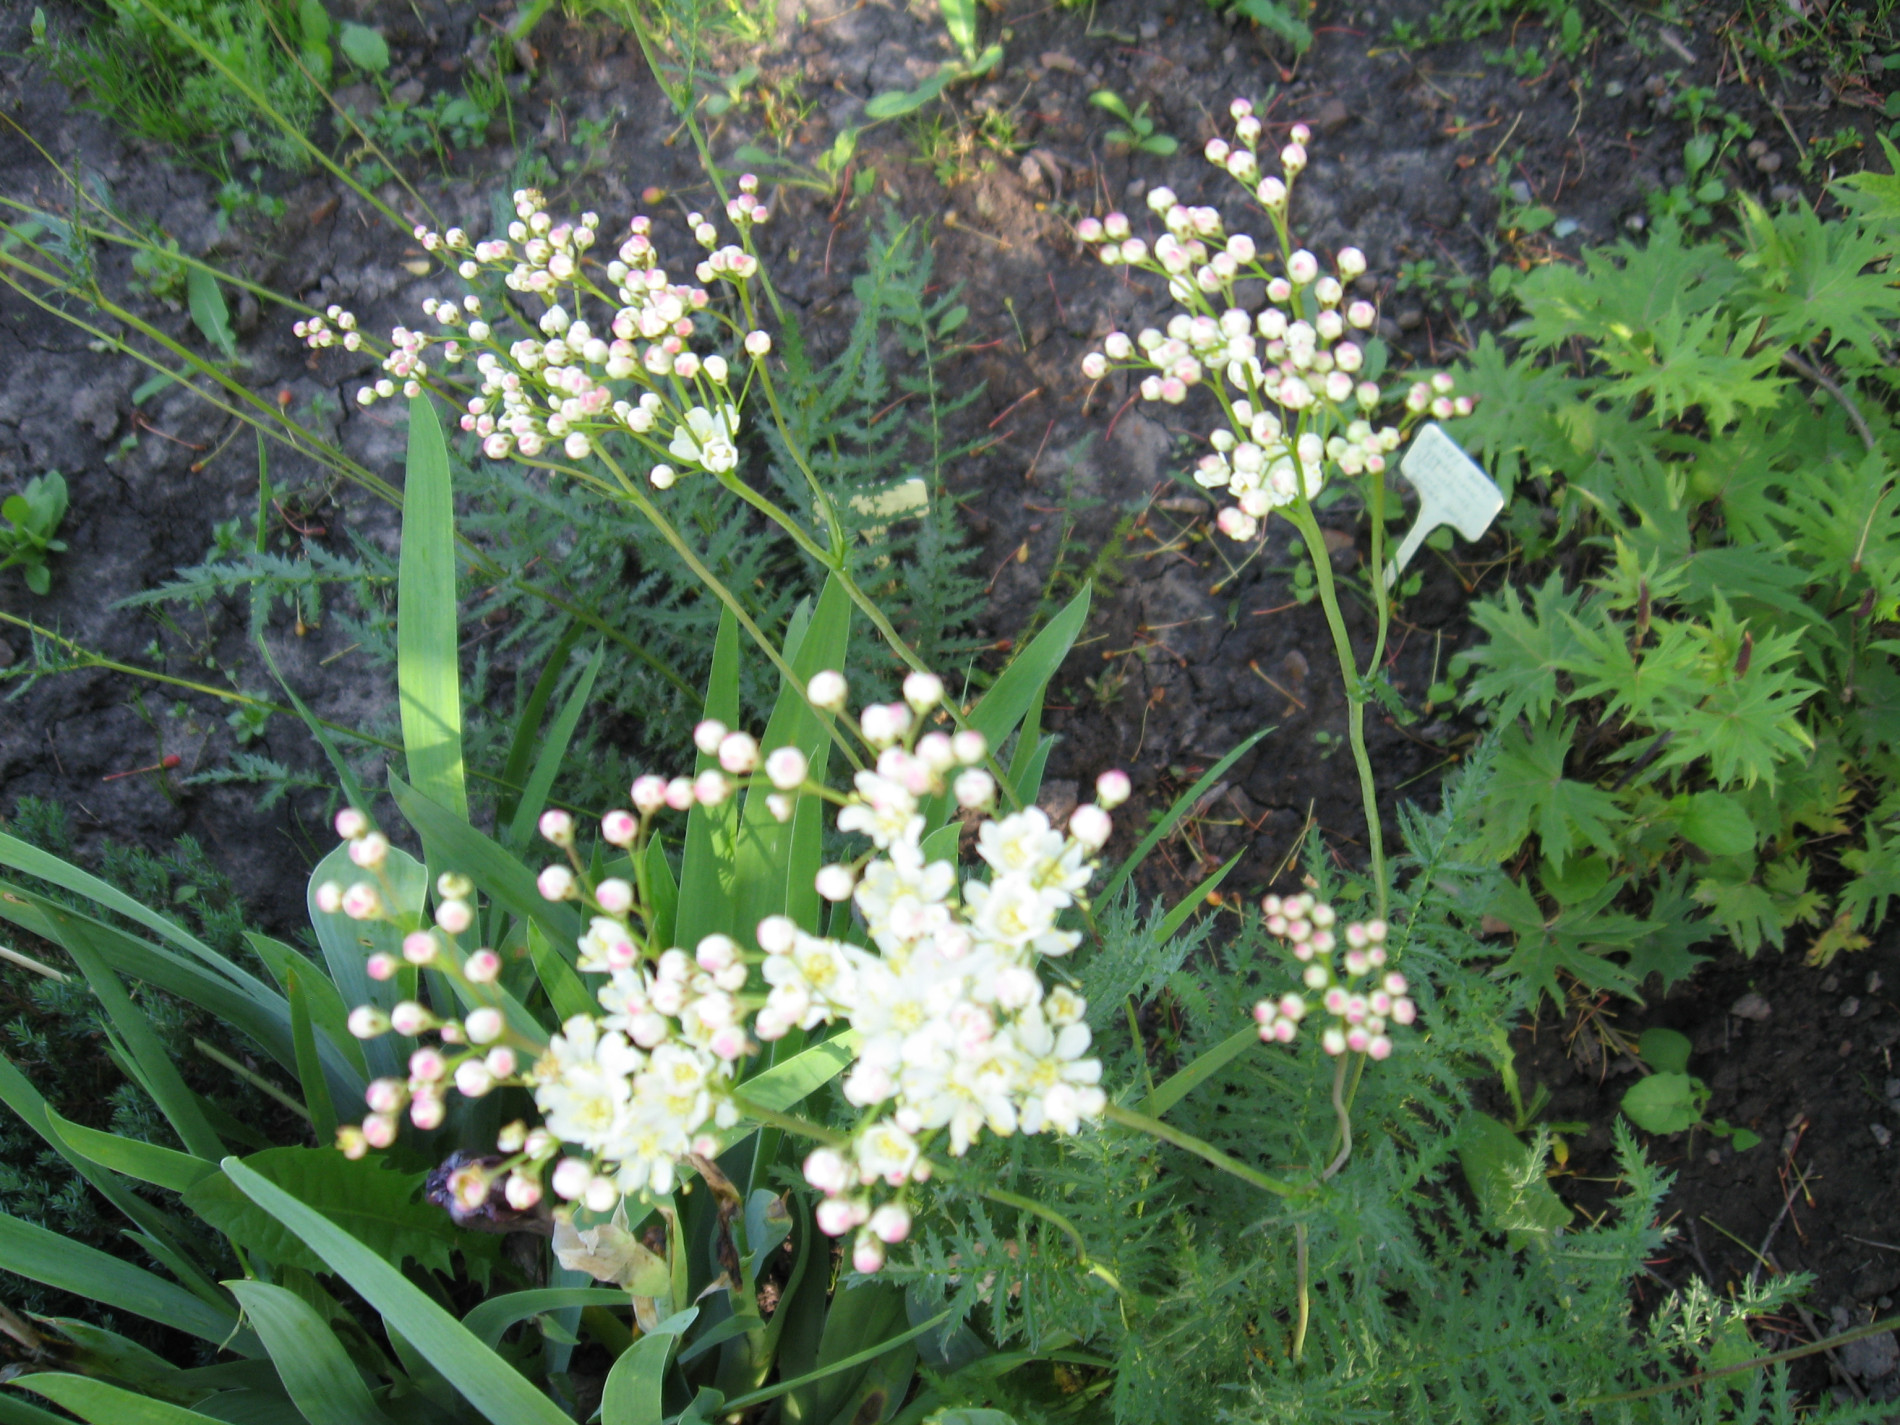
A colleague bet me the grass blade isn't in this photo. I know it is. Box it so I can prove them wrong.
[43,1108,216,1194]
[678,606,741,948]
[9,1376,224,1424]
[1096,724,1273,908]
[601,1307,697,1425]
[1140,1026,1259,1119]
[220,1157,572,1425]
[503,643,604,853]
[398,393,467,821]
[496,621,583,833]
[287,966,339,1141]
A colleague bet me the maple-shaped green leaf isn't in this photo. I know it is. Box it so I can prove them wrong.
[1563,614,1705,734]
[1453,334,1591,498]
[1510,217,1738,357]
[185,1147,468,1279]
[1457,573,1586,728]
[1483,716,1626,868]
[1590,302,1788,431]
[1487,875,1653,1009]
[1649,610,1816,791]
[1737,198,1900,367]
[1622,868,1714,991]
[1839,819,1900,932]
[1693,856,1824,954]
[1829,135,1900,227]
[1777,449,1899,589]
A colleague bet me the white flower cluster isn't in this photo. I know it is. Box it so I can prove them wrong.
[1074,103,1474,543]
[295,181,773,481]
[1250,893,1416,1060]
[330,670,1128,1273]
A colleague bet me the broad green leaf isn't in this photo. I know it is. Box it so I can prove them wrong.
[862,68,953,120]
[0,1389,72,1425]
[337,21,389,72]
[783,1281,907,1425]
[1141,1026,1256,1118]
[496,622,584,833]
[247,932,366,1081]
[186,1148,461,1278]
[226,1281,394,1425]
[186,268,237,359]
[940,0,978,57]
[530,920,593,1021]
[1677,791,1757,857]
[602,1307,698,1425]
[1455,1113,1570,1246]
[1480,716,1622,868]
[287,966,340,1142]
[221,1158,572,1425]
[1457,573,1587,728]
[9,1376,224,1425]
[1636,1026,1692,1074]
[306,840,427,1081]
[735,575,852,937]
[43,1108,216,1194]
[398,394,467,820]
[0,1211,238,1345]
[1621,1072,1702,1135]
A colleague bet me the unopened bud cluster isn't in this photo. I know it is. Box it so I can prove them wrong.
[326,671,1130,1272]
[296,181,773,480]
[1250,893,1416,1060]
[1074,104,1474,543]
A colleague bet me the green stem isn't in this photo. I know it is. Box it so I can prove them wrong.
[1285,501,1387,918]
[1103,1102,1307,1198]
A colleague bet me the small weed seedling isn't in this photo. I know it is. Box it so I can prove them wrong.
[1091,90,1178,155]
[1621,1028,1762,1150]
[1,471,70,595]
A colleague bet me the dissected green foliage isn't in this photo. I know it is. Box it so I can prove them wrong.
[1454,186,1900,991]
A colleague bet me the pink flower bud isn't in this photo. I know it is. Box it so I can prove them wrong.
[954,769,995,809]
[693,770,732,805]
[718,732,760,774]
[454,1060,494,1097]
[408,1094,445,1130]
[465,1007,505,1044]
[348,1006,390,1039]
[435,898,474,934]
[504,1173,543,1210]
[486,1047,517,1078]
[315,880,344,914]
[341,883,382,920]
[815,865,856,902]
[1069,804,1112,849]
[551,1158,592,1200]
[334,807,369,840]
[367,953,399,981]
[465,949,502,984]
[539,809,575,846]
[392,1002,432,1037]
[806,669,848,711]
[664,777,695,810]
[693,719,728,755]
[852,1231,887,1273]
[537,865,576,901]
[602,809,639,846]
[336,1125,368,1159]
[815,1196,858,1236]
[361,1112,397,1148]
[595,878,634,915]
[1095,768,1131,808]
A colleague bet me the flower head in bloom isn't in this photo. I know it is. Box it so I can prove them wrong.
[1070,106,1474,544]
[332,671,1127,1274]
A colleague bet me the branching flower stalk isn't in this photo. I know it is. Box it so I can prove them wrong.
[1074,107,1473,921]
[1075,104,1468,1178]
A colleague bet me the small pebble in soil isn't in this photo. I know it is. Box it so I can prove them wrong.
[1841,1329,1900,1381]
[1705,1149,1722,1166]
[1872,1123,1894,1149]
[1730,992,1772,1021]
[1139,18,1159,38]
[1869,971,1884,995]
[1625,213,1647,232]
[1396,308,1423,331]
[1842,997,1862,1018]
[1886,1078,1900,1100]
[1604,79,1625,97]
[1747,139,1769,160]
[1769,184,1799,205]
[1824,974,1840,992]
[1839,1039,1854,1056]
[1755,152,1783,174]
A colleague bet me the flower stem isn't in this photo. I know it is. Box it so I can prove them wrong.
[1285,501,1387,920]
[1103,1102,1308,1198]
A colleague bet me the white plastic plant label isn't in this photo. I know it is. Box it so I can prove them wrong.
[1383,423,1503,589]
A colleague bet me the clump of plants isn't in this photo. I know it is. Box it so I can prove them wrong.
[1451,150,1900,994]
[0,471,67,595]
[3,51,1897,1423]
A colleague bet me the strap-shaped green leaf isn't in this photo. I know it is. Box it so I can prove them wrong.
[678,606,742,949]
[226,1281,395,1425]
[10,1375,222,1425]
[1096,724,1273,907]
[398,393,467,821]
[43,1108,216,1194]
[601,1307,698,1425]
[503,642,603,852]
[220,1158,572,1425]
[463,1288,630,1350]
[0,1211,238,1345]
